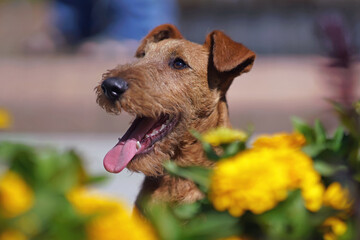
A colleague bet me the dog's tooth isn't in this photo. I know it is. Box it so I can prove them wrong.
[136,141,141,150]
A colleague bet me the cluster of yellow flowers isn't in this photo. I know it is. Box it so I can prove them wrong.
[68,188,157,240]
[0,171,34,240]
[322,217,347,240]
[0,171,34,218]
[321,183,352,240]
[210,132,352,216]
[210,132,321,216]
[323,182,352,210]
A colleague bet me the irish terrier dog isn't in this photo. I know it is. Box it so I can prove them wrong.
[96,24,255,206]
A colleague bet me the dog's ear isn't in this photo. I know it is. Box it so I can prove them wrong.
[135,24,183,58]
[204,30,255,94]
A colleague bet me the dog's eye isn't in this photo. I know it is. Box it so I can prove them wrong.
[171,58,189,70]
[136,51,145,58]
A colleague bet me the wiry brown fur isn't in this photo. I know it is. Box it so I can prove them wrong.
[95,24,255,205]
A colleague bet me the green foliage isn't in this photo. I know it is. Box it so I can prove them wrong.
[292,103,360,185]
[164,161,211,192]
[142,200,239,240]
[190,129,247,161]
[0,142,106,240]
[152,100,360,240]
[1,99,359,240]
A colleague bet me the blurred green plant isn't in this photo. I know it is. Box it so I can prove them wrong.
[0,143,156,240]
[1,101,359,240]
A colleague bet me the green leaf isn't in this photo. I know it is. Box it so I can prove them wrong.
[143,202,182,240]
[331,126,345,151]
[182,212,239,240]
[221,141,245,159]
[314,161,346,177]
[314,120,327,144]
[259,190,312,239]
[0,142,38,186]
[84,175,108,185]
[353,173,360,182]
[302,144,326,158]
[330,100,360,139]
[173,202,201,220]
[291,117,315,144]
[164,161,211,192]
[190,130,220,161]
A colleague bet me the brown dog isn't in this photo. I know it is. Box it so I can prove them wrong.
[96,24,255,205]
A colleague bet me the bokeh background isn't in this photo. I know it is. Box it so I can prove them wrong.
[0,0,359,204]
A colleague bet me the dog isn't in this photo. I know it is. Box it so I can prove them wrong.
[96,24,255,206]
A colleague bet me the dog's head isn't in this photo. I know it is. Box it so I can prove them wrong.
[95,24,255,176]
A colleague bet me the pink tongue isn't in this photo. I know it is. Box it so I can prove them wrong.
[103,117,158,173]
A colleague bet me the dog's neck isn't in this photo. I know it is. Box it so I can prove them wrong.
[136,98,230,206]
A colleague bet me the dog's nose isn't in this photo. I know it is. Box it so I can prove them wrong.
[101,77,128,100]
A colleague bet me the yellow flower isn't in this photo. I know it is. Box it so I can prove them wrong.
[0,229,27,240]
[0,108,12,129]
[252,132,306,149]
[253,133,324,211]
[203,127,247,146]
[323,182,352,210]
[322,217,347,240]
[210,142,324,216]
[0,172,34,218]
[68,188,157,240]
[301,181,325,212]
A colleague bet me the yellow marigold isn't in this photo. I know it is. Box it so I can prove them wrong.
[0,229,27,240]
[203,127,247,146]
[322,217,347,240]
[0,171,34,218]
[0,108,12,129]
[211,148,292,216]
[68,188,157,240]
[323,182,352,210]
[252,132,306,149]
[253,133,324,211]
[301,181,325,212]
[210,147,324,216]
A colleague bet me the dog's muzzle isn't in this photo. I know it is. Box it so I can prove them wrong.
[101,77,128,101]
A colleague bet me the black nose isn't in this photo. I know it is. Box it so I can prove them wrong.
[101,77,128,101]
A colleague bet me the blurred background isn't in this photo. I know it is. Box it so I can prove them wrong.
[0,0,359,203]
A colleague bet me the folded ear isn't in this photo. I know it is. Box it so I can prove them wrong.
[204,31,255,93]
[135,24,183,58]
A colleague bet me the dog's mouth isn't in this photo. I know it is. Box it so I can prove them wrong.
[103,114,179,173]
